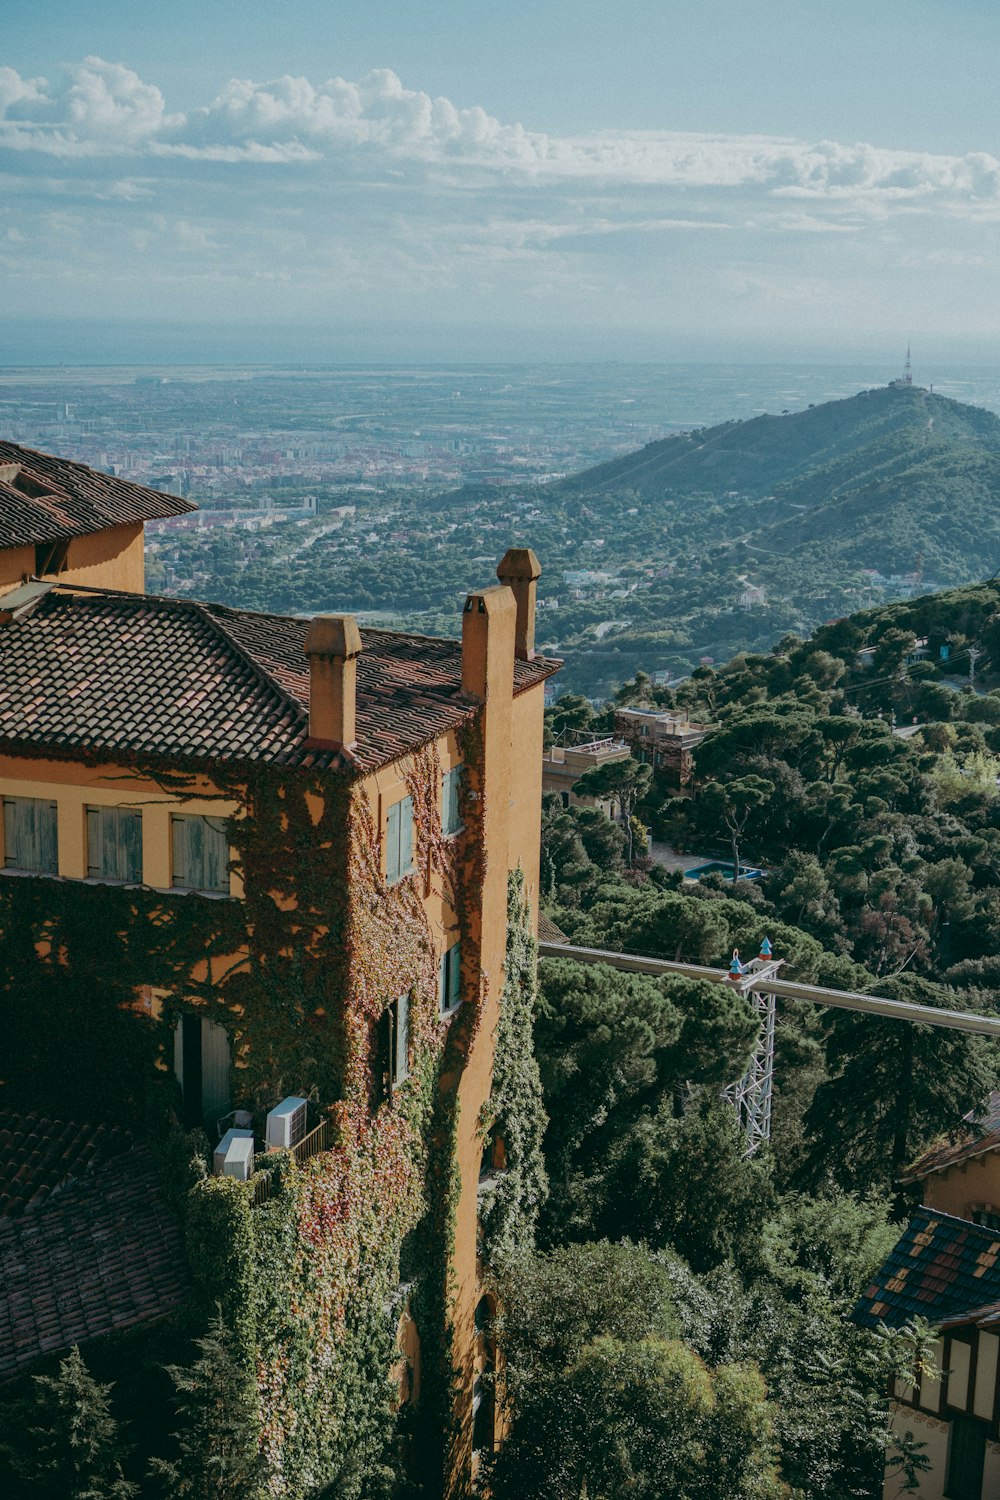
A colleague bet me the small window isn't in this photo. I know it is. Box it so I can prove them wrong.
[474,1296,492,1335]
[946,1413,987,1500]
[87,805,143,884]
[472,1377,495,1455]
[386,795,414,884]
[442,766,463,836]
[172,814,230,894]
[391,991,409,1089]
[439,942,461,1016]
[376,992,410,1103]
[3,796,58,874]
[972,1208,1000,1232]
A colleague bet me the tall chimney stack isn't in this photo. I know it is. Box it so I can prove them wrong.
[496,548,541,661]
[304,614,363,750]
[461,586,516,704]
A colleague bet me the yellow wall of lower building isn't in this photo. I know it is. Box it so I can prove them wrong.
[0,523,145,596]
[923,1157,1000,1221]
[62,524,145,592]
[0,545,34,591]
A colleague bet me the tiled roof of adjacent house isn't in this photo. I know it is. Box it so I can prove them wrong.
[0,1111,132,1217]
[537,911,570,945]
[853,1208,1000,1331]
[0,440,195,548]
[899,1089,1000,1184]
[0,587,559,774]
[0,1143,189,1379]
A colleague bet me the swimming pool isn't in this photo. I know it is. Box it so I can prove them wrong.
[684,860,763,881]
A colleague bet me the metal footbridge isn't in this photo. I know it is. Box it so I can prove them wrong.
[538,940,1000,1155]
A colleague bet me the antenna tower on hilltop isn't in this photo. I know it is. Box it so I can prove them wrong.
[890,343,914,390]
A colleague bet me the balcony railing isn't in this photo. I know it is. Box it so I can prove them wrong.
[249,1117,335,1206]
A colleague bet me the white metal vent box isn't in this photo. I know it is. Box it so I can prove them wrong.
[265,1096,309,1151]
[213,1128,255,1180]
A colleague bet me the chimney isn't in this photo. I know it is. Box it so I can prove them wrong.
[496,547,541,660]
[461,586,516,703]
[304,614,363,750]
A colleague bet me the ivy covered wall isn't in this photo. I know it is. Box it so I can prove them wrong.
[0,724,551,1497]
[478,869,549,1268]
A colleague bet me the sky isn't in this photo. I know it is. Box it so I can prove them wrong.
[4,0,1000,363]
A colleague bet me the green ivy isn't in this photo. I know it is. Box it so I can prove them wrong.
[0,717,545,1498]
[478,869,549,1267]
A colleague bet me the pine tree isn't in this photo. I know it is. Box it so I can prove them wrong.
[1,1344,137,1500]
[149,1310,260,1500]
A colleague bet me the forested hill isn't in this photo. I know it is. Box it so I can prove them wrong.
[558,383,1000,500]
[162,380,1000,699]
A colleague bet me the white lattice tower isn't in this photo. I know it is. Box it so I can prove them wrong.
[721,953,782,1156]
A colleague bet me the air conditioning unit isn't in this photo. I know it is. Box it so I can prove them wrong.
[265,1096,309,1151]
[213,1128,255,1181]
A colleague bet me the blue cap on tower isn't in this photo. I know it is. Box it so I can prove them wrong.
[728,949,744,977]
[759,937,772,959]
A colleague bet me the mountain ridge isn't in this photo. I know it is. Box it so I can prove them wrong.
[558,383,1000,503]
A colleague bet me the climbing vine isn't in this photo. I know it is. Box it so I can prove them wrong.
[0,726,491,1499]
[477,868,549,1268]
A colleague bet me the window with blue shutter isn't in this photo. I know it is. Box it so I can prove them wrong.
[386,795,414,884]
[392,991,409,1088]
[3,797,58,874]
[440,942,461,1015]
[443,766,463,836]
[172,814,230,894]
[87,806,143,884]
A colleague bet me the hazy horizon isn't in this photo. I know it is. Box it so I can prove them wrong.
[4,318,1000,374]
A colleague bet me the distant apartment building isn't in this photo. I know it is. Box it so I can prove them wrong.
[613,707,716,789]
[0,457,558,1496]
[541,736,633,815]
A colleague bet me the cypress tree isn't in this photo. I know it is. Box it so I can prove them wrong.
[1,1344,136,1500]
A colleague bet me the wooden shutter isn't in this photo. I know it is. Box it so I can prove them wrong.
[119,808,143,883]
[449,943,461,1011]
[399,796,413,875]
[444,767,462,835]
[394,991,409,1085]
[386,800,401,883]
[89,806,143,882]
[87,807,103,877]
[4,797,58,873]
[201,1019,232,1131]
[173,816,229,893]
[439,949,449,1013]
[172,814,191,887]
[202,818,228,893]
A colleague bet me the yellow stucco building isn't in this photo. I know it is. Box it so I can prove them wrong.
[0,449,558,1495]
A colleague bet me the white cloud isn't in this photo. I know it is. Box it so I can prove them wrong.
[3,56,1000,336]
[1,57,999,220]
[0,57,180,156]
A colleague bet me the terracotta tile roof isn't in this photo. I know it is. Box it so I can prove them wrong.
[0,1111,132,1218]
[0,442,195,551]
[853,1207,1000,1331]
[0,1144,189,1379]
[899,1089,1000,1184]
[0,587,560,774]
[537,911,570,945]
